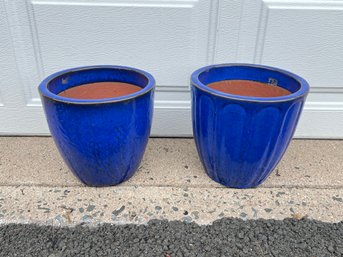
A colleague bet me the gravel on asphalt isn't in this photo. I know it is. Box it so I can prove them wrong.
[0,218,342,257]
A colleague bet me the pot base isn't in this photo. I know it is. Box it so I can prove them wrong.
[78,172,136,187]
[205,170,266,189]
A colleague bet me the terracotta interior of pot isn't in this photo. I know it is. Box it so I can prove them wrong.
[47,67,148,97]
[198,65,301,95]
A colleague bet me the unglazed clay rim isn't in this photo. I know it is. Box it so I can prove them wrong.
[191,63,310,103]
[39,65,155,104]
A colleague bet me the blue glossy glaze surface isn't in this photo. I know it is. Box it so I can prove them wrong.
[39,65,155,186]
[191,64,309,188]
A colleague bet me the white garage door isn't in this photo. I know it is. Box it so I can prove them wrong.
[1,0,342,138]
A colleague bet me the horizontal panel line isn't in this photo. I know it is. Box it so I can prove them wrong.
[31,1,195,8]
[310,87,343,93]
[155,106,190,110]
[156,85,189,92]
[305,102,343,111]
[28,99,343,111]
[266,0,343,10]
[265,0,343,6]
[269,6,343,11]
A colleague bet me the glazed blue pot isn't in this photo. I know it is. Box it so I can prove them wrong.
[39,65,155,186]
[191,64,309,188]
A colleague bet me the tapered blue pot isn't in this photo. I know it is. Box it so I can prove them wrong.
[191,64,309,188]
[39,65,155,186]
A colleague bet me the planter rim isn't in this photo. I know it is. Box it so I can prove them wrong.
[191,63,309,103]
[39,65,155,105]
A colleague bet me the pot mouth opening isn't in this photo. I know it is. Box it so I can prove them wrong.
[39,65,155,104]
[191,63,309,102]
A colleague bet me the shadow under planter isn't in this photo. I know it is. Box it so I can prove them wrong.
[39,65,155,186]
[191,63,309,188]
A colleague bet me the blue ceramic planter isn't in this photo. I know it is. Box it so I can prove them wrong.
[39,65,155,186]
[191,64,309,188]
